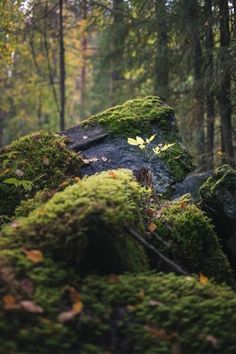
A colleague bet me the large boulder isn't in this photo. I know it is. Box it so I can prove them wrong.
[200,165,236,269]
[63,96,193,194]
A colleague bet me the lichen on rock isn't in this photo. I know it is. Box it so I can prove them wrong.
[0,131,82,218]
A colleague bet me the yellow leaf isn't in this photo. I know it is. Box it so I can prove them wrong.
[148,134,156,142]
[148,222,157,233]
[3,294,16,308]
[72,301,83,314]
[127,137,140,146]
[23,249,44,263]
[136,136,144,144]
[199,273,208,285]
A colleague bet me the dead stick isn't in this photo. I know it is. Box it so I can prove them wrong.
[126,227,188,276]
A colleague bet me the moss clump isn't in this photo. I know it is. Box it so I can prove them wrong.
[1,272,236,353]
[151,198,233,284]
[0,169,149,274]
[81,96,175,136]
[0,131,82,217]
[200,165,236,219]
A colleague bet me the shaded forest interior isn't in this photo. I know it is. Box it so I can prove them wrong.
[0,0,236,170]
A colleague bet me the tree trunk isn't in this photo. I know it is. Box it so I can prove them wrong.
[204,0,215,169]
[59,0,66,131]
[188,0,205,170]
[0,111,4,148]
[217,0,234,165]
[111,0,126,104]
[80,0,87,118]
[154,0,169,101]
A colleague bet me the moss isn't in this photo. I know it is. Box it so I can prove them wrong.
[1,272,236,353]
[150,197,233,284]
[81,96,175,136]
[0,131,82,217]
[0,169,150,275]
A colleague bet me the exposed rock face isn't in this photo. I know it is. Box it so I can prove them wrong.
[200,165,236,269]
[63,96,193,194]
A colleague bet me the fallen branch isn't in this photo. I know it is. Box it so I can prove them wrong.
[126,227,188,276]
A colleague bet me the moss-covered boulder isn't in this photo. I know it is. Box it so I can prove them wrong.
[1,271,236,353]
[0,169,149,274]
[64,96,193,194]
[148,197,233,284]
[0,131,82,218]
[200,165,236,270]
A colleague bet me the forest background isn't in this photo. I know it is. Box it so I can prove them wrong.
[0,0,235,170]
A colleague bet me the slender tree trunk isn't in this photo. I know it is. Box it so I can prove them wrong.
[204,0,215,169]
[188,0,205,169]
[59,0,66,130]
[217,0,234,165]
[154,0,169,101]
[0,111,4,147]
[111,0,126,104]
[80,0,87,118]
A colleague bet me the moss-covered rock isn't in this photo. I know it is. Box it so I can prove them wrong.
[65,96,193,192]
[0,169,149,274]
[1,271,236,353]
[0,131,82,217]
[150,197,233,284]
[200,165,236,271]
[81,96,175,136]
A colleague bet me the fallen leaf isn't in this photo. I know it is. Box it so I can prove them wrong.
[58,310,78,323]
[20,300,44,314]
[148,222,157,233]
[149,300,162,307]
[42,157,50,166]
[72,301,83,314]
[82,135,88,140]
[108,171,117,179]
[68,287,81,303]
[11,221,20,228]
[2,294,18,310]
[179,201,187,209]
[101,156,108,162]
[145,208,155,217]
[199,273,209,285]
[205,334,219,348]
[107,274,120,283]
[23,249,44,263]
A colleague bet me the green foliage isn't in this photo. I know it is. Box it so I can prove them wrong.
[0,131,82,217]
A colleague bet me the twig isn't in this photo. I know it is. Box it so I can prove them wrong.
[126,227,188,276]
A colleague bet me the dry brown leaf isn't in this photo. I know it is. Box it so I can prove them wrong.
[148,222,157,233]
[205,335,219,348]
[42,157,50,166]
[20,300,44,314]
[199,273,209,285]
[179,201,187,209]
[107,274,120,283]
[2,294,18,310]
[68,287,81,303]
[23,249,44,263]
[145,208,155,218]
[72,301,83,314]
[108,171,117,179]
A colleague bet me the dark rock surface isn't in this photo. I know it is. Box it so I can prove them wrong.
[63,97,193,194]
[172,170,212,200]
[200,165,236,269]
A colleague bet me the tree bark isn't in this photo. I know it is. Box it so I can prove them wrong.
[59,0,66,130]
[80,0,87,118]
[154,0,169,101]
[204,0,215,169]
[216,0,234,165]
[188,0,205,170]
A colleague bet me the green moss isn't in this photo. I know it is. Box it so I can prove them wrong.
[14,190,54,218]
[151,198,233,284]
[0,131,82,217]
[1,169,150,274]
[81,96,175,136]
[1,271,236,353]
